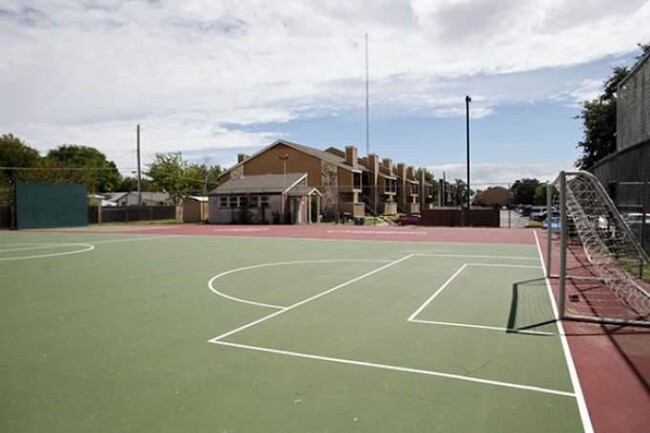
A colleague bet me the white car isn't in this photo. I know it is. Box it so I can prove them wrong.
[623,213,650,225]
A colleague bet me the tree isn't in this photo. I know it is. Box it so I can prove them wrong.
[185,163,222,195]
[45,145,122,193]
[453,179,474,207]
[118,176,154,192]
[533,183,547,205]
[511,178,540,205]
[576,43,650,169]
[0,133,41,185]
[147,153,223,204]
[147,152,189,205]
[575,67,628,169]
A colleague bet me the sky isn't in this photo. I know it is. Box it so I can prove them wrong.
[1,0,649,186]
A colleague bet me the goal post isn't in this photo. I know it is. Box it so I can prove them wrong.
[546,171,650,326]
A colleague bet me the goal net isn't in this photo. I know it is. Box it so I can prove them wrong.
[546,171,650,326]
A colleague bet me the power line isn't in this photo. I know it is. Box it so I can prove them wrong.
[0,166,118,171]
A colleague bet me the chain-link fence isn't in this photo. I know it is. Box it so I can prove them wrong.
[617,53,650,152]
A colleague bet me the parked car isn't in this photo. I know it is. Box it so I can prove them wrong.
[622,213,650,226]
[622,213,649,239]
[531,209,559,222]
[395,213,421,226]
[542,216,561,231]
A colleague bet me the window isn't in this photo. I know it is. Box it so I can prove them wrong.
[353,172,362,190]
[260,196,269,207]
[239,196,248,208]
[249,196,259,208]
[385,179,397,193]
[219,197,228,208]
[229,196,238,208]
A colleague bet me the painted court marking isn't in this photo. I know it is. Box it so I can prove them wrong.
[407,262,554,335]
[533,230,593,432]
[328,229,426,236]
[407,252,539,261]
[214,228,270,232]
[0,243,95,261]
[209,255,413,342]
[213,340,575,398]
[208,259,391,310]
[207,253,576,399]
[0,235,178,262]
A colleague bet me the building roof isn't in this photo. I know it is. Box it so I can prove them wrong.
[102,192,129,202]
[220,139,366,179]
[288,186,322,197]
[210,173,307,195]
[185,196,208,202]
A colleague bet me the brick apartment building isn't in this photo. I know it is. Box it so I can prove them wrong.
[209,139,433,224]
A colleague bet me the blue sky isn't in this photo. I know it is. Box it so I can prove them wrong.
[1,0,649,184]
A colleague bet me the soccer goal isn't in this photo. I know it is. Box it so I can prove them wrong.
[545,171,650,326]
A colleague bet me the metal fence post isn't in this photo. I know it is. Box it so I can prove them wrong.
[546,181,553,277]
[558,172,567,319]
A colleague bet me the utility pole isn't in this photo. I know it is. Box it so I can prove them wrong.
[365,32,370,157]
[465,96,471,226]
[136,124,142,206]
[442,171,446,207]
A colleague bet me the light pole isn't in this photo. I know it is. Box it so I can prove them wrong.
[465,95,471,227]
[279,154,289,223]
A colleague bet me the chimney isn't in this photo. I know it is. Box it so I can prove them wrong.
[237,154,249,164]
[345,145,358,167]
[382,158,393,175]
[397,163,406,178]
[407,166,414,179]
[368,153,379,172]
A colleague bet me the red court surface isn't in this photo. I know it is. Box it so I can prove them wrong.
[537,229,650,433]
[43,223,537,244]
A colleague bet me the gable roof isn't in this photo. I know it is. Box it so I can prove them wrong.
[220,139,365,179]
[210,173,307,195]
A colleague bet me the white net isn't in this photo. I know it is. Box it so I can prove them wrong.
[550,171,650,325]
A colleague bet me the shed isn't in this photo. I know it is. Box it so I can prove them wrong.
[182,196,209,223]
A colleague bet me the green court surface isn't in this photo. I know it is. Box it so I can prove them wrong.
[0,232,585,432]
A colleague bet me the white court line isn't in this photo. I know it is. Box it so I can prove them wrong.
[464,262,542,269]
[408,252,539,261]
[407,262,548,330]
[208,259,391,310]
[533,230,593,432]
[209,255,414,342]
[214,228,270,232]
[328,230,426,236]
[0,236,178,261]
[0,243,94,261]
[213,340,575,398]
[0,243,87,253]
[407,264,468,321]
[91,235,180,245]
[409,318,557,336]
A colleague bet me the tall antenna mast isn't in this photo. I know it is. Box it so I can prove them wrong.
[365,32,370,156]
[136,124,142,206]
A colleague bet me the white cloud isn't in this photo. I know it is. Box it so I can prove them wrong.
[1,0,649,169]
[428,161,571,185]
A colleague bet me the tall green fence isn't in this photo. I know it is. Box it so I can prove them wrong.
[15,182,87,229]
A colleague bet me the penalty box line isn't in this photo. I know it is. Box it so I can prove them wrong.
[208,254,415,343]
[407,262,552,335]
[212,340,575,398]
[208,255,574,398]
